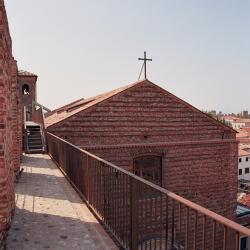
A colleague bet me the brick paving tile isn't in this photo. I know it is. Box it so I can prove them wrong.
[6,154,118,250]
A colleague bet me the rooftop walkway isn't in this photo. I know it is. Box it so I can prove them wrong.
[6,154,118,250]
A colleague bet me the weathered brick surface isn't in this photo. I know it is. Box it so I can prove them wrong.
[0,0,21,247]
[11,60,21,174]
[48,81,234,144]
[87,142,238,220]
[48,80,238,224]
[17,74,37,121]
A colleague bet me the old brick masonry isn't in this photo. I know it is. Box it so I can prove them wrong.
[46,80,238,222]
[0,1,22,245]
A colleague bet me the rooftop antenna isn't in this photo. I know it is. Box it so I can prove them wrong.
[138,51,152,80]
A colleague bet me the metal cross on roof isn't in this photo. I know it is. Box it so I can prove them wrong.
[138,51,152,80]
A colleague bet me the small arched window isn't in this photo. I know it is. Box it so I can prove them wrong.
[22,84,30,95]
[133,155,162,186]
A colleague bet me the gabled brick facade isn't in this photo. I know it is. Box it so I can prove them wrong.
[46,80,238,222]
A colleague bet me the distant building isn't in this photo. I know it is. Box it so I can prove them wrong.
[207,110,217,116]
[229,118,245,129]
[241,111,249,118]
[233,120,246,129]
[238,146,250,181]
[223,115,250,129]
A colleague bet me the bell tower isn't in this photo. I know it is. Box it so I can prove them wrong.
[17,70,38,121]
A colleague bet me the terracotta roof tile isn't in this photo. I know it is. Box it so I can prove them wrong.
[236,129,249,138]
[238,138,250,143]
[238,143,250,156]
[239,148,250,157]
[50,98,85,114]
[241,128,250,131]
[224,115,238,121]
[242,119,250,123]
[233,119,245,123]
[45,80,143,128]
[238,194,250,208]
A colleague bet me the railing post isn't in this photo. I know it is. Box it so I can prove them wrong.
[86,155,90,202]
[23,106,27,129]
[103,162,109,222]
[130,177,139,250]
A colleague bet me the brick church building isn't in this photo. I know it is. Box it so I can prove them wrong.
[0,0,247,247]
[45,79,238,221]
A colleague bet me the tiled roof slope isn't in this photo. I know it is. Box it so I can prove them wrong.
[239,194,250,209]
[18,70,37,77]
[45,79,236,133]
[236,129,249,138]
[239,148,250,157]
[238,138,250,143]
[45,80,142,128]
[49,98,85,115]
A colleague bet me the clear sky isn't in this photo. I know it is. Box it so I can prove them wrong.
[5,0,250,113]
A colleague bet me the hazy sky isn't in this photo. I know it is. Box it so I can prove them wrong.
[5,0,250,113]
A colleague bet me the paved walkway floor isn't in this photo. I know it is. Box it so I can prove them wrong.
[6,154,118,250]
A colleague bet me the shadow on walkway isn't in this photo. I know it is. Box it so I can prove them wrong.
[6,154,117,250]
[15,171,71,201]
[7,208,107,250]
[21,155,55,169]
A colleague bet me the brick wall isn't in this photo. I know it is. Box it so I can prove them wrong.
[86,141,238,220]
[0,0,21,245]
[11,60,22,174]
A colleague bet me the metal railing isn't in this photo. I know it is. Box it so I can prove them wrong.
[47,132,250,250]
